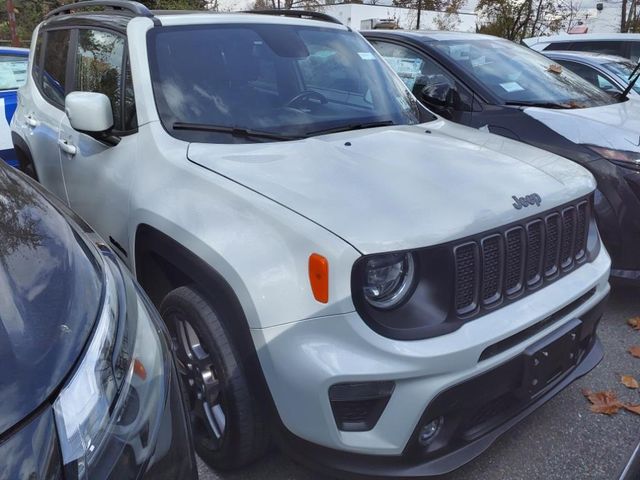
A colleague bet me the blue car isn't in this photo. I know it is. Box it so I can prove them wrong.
[0,47,29,167]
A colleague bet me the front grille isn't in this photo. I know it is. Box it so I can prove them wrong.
[453,197,592,317]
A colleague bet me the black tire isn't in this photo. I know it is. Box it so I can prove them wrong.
[16,149,38,181]
[160,285,269,470]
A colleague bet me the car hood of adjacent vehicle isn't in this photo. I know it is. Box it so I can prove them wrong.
[0,166,102,434]
[187,120,595,253]
[523,99,640,154]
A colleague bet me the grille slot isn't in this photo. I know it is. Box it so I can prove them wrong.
[504,227,525,296]
[574,202,588,261]
[454,243,479,315]
[453,197,592,318]
[525,220,544,287]
[481,235,503,306]
[560,207,577,269]
[544,213,561,278]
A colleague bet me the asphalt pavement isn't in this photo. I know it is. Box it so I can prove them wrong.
[200,284,640,480]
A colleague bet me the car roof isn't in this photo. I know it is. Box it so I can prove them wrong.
[0,46,29,56]
[544,50,632,65]
[42,9,347,33]
[361,29,501,43]
[524,33,640,45]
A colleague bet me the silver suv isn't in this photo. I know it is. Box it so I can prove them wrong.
[12,2,611,476]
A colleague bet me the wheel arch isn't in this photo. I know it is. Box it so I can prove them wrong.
[132,223,278,405]
[11,132,39,180]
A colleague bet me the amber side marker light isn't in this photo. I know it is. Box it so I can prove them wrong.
[309,253,329,303]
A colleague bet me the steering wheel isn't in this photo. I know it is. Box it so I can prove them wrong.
[285,90,328,109]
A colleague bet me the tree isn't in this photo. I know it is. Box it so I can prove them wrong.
[1,0,209,46]
[622,0,640,32]
[476,0,566,41]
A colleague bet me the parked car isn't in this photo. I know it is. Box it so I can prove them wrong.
[13,2,611,477]
[545,51,640,98]
[365,30,640,284]
[0,157,196,478]
[0,47,28,167]
[524,33,640,62]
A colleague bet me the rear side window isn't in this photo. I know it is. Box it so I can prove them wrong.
[568,41,625,57]
[74,29,126,131]
[630,42,640,62]
[42,29,71,107]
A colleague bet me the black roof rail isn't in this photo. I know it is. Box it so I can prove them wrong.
[45,0,154,19]
[245,10,342,25]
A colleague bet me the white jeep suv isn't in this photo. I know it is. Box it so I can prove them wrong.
[12,2,611,477]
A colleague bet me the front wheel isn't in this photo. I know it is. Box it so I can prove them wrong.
[160,286,269,470]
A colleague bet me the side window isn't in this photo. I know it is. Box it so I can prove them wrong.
[558,60,620,93]
[544,42,574,51]
[123,58,137,131]
[74,29,126,131]
[42,29,71,107]
[370,40,473,112]
[630,42,640,62]
[571,41,625,57]
[32,31,44,86]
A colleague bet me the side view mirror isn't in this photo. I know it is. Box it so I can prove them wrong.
[65,92,119,145]
[419,83,456,110]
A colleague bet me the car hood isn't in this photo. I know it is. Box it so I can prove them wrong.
[524,99,640,153]
[188,120,595,253]
[0,165,102,434]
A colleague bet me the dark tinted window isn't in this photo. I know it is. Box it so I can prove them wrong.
[567,41,625,57]
[74,29,125,130]
[123,58,137,131]
[42,29,71,107]
[630,42,640,62]
[148,24,421,143]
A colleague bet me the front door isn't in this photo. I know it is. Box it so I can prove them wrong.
[58,27,138,264]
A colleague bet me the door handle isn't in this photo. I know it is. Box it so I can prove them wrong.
[25,115,37,128]
[58,139,77,156]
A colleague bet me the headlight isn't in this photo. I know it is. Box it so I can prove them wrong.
[587,145,640,168]
[363,252,417,309]
[54,251,168,479]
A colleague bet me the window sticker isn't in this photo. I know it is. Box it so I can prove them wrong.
[358,52,376,60]
[500,81,525,93]
[384,56,423,90]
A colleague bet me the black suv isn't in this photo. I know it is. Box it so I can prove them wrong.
[0,159,196,479]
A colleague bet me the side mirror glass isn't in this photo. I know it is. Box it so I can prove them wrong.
[65,91,113,133]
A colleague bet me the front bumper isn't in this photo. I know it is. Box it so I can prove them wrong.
[252,247,610,476]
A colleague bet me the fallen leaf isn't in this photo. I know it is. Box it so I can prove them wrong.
[582,389,623,415]
[628,317,640,330]
[624,404,640,415]
[629,346,640,358]
[621,375,639,389]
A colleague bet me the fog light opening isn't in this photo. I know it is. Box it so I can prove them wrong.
[418,417,443,446]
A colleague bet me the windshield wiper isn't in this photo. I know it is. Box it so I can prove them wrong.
[505,101,577,109]
[620,61,640,100]
[305,120,395,137]
[172,122,303,141]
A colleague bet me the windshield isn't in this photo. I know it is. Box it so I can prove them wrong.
[602,61,640,94]
[432,39,616,108]
[0,55,28,91]
[148,24,421,143]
